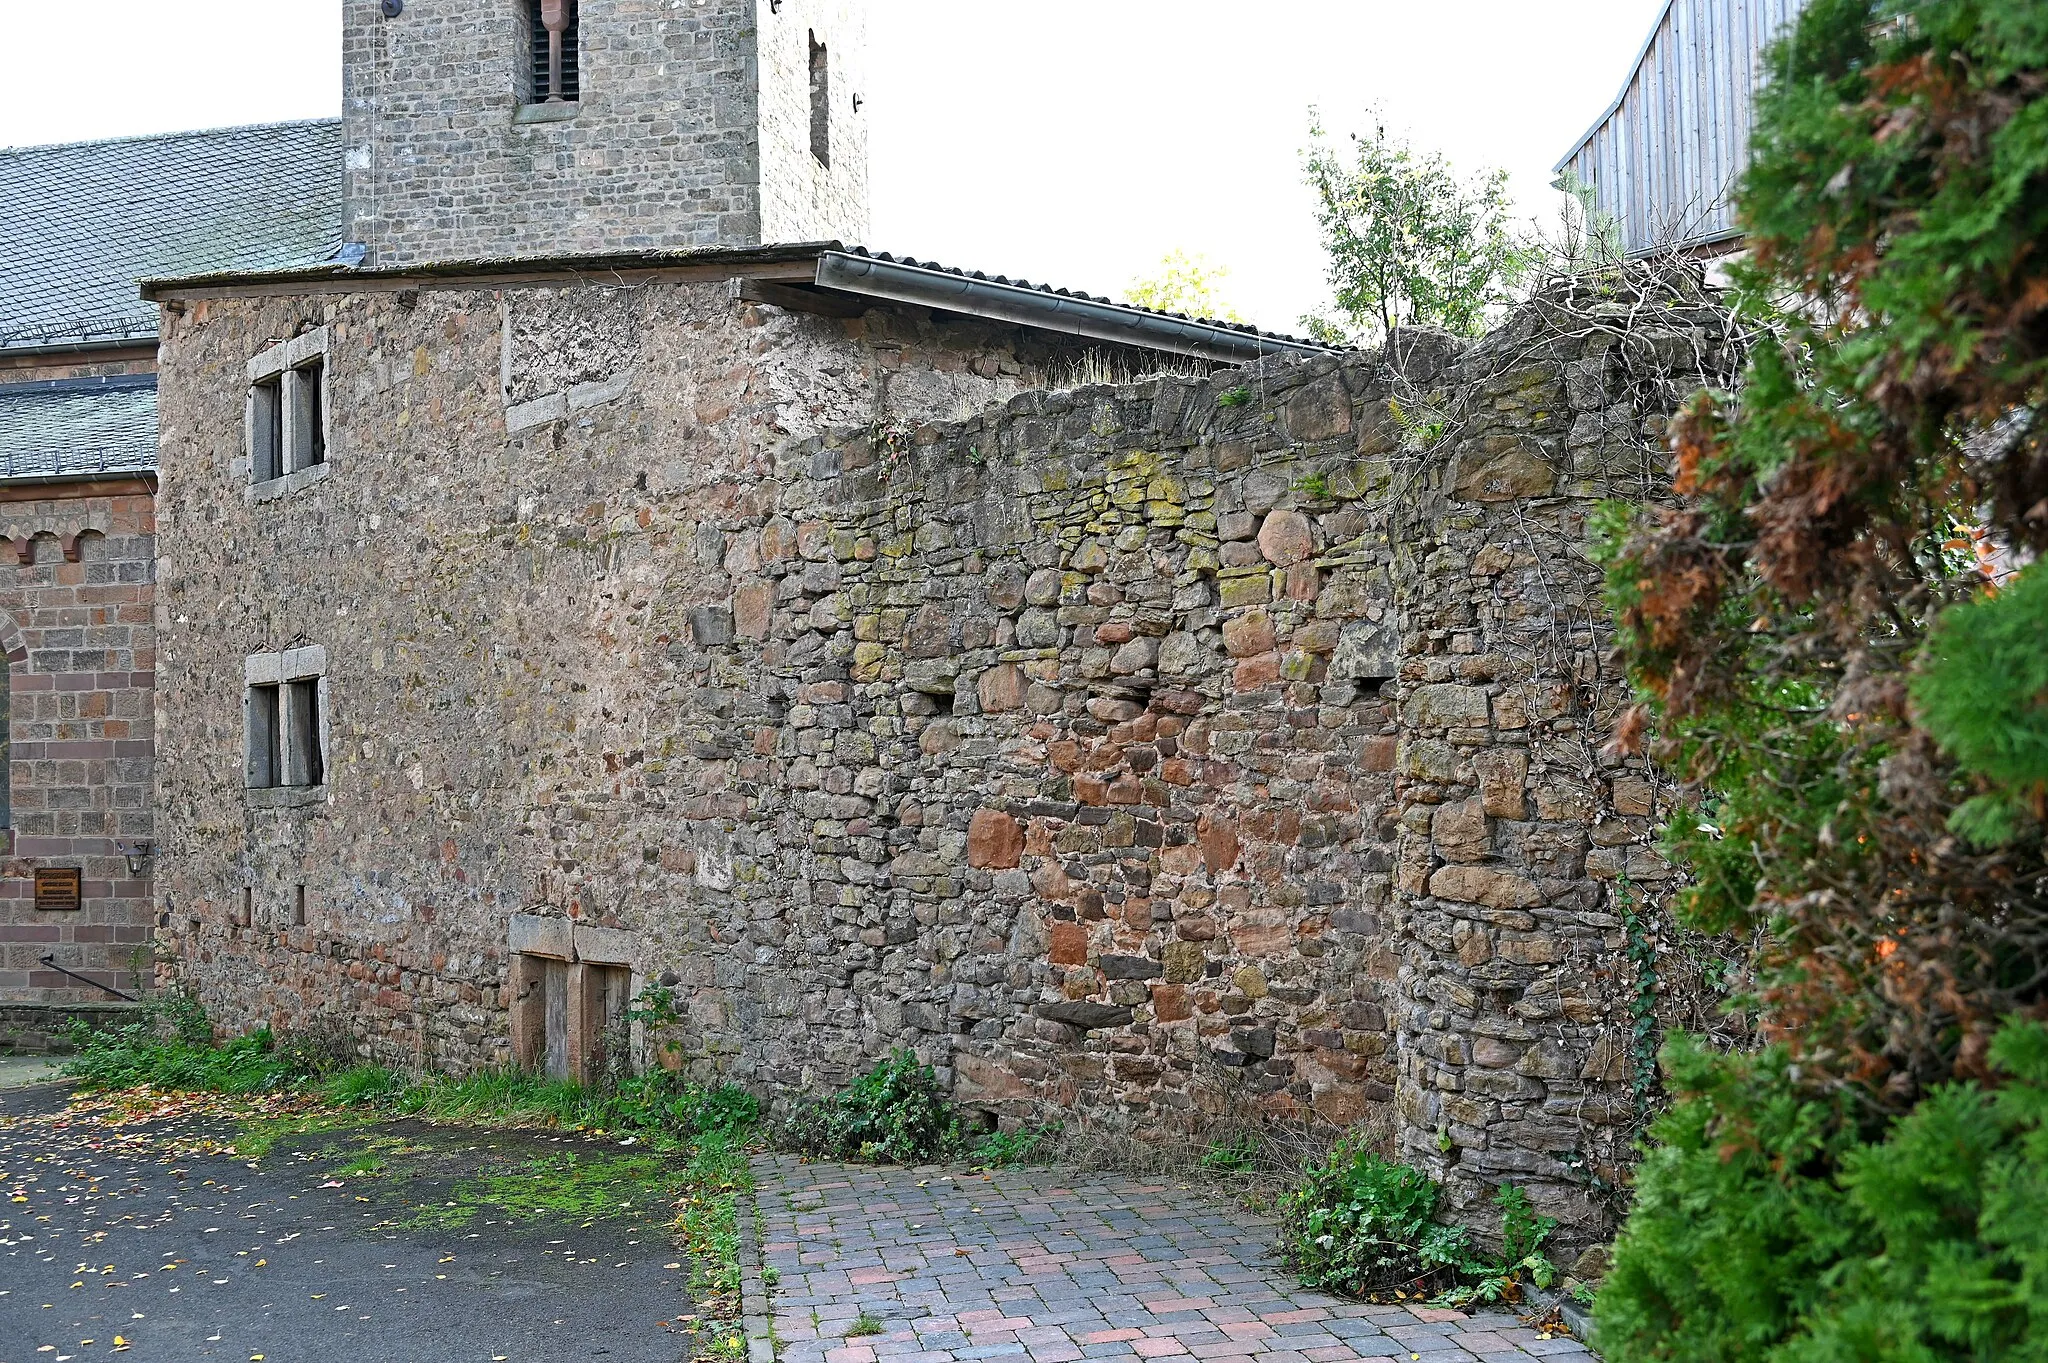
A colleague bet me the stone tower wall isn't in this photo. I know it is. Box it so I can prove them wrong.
[755,0,869,246]
[152,271,1725,1241]
[341,0,868,265]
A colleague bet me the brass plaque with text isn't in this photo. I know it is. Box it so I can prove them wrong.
[34,868,82,911]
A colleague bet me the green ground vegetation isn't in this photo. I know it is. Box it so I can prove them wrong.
[1278,1139,1557,1308]
[61,992,760,1332]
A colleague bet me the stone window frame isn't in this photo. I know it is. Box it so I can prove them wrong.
[508,914,640,1083]
[245,328,332,503]
[244,645,329,809]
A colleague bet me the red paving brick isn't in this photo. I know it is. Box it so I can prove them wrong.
[755,1155,1598,1362]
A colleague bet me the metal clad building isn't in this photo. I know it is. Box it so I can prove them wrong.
[1555,0,1807,258]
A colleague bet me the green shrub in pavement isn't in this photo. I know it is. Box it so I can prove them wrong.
[1280,1140,1471,1296]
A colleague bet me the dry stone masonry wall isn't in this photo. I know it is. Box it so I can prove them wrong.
[153,269,1730,1242]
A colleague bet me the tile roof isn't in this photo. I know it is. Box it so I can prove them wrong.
[0,376,158,481]
[0,120,343,353]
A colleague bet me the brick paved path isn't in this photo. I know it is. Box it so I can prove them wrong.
[755,1155,1596,1362]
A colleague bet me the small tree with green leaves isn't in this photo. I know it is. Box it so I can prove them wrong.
[1300,114,1530,345]
[1123,248,1246,324]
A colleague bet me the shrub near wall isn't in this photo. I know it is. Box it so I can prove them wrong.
[1596,0,2048,1355]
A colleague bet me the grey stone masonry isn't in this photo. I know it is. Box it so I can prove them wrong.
[150,261,1729,1246]
[342,0,868,266]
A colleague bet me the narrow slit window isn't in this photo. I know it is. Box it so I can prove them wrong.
[251,376,283,484]
[809,32,830,167]
[246,683,281,788]
[529,0,580,104]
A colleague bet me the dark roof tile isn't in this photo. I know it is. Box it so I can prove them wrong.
[0,121,343,352]
[0,376,159,480]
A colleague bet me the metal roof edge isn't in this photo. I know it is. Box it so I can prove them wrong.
[0,374,158,396]
[814,251,1339,364]
[139,241,847,298]
[0,470,159,492]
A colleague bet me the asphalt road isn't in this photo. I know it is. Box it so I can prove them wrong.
[0,1082,699,1363]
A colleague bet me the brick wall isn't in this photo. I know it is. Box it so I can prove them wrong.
[153,267,1726,1241]
[341,0,867,265]
[0,487,156,1003]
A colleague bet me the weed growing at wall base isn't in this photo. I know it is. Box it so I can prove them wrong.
[779,1049,965,1164]
[1279,1140,1557,1306]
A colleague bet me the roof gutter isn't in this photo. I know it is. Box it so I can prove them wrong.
[814,252,1334,365]
[0,469,158,491]
[0,334,159,359]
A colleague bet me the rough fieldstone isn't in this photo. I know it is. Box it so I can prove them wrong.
[1429,865,1544,909]
[1454,440,1557,502]
[1099,954,1162,981]
[1161,940,1205,984]
[1221,610,1275,658]
[1036,1000,1133,1031]
[1403,684,1492,730]
[1431,798,1490,864]
[1476,748,1531,819]
[978,663,1027,713]
[967,810,1024,869]
[1257,509,1315,566]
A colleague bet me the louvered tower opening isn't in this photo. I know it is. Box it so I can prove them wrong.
[527,0,581,104]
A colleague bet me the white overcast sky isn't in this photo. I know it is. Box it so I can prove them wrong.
[4,2,1662,335]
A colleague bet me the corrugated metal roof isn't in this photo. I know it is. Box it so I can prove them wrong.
[0,121,343,353]
[833,248,1334,352]
[0,376,159,480]
[1555,0,1807,258]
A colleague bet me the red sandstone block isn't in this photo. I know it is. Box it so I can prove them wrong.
[0,924,63,943]
[967,809,1023,868]
[1048,921,1088,966]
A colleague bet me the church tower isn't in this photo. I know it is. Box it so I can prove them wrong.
[340,0,868,266]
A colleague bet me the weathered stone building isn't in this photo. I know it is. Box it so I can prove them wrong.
[13,0,1724,1244]
[148,231,1717,1235]
[342,0,868,264]
[0,123,338,1006]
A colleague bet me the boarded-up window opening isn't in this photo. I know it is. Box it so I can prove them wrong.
[247,683,281,788]
[251,376,283,483]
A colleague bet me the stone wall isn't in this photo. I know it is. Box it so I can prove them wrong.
[341,0,866,265]
[0,486,156,1002]
[151,271,1127,1066]
[0,1000,143,1054]
[755,0,869,246]
[153,265,1725,1240]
